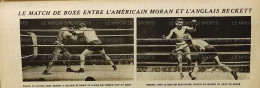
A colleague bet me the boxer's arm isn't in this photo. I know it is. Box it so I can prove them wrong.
[186,26,196,32]
[57,27,68,39]
[69,35,78,41]
[64,31,78,41]
[186,20,197,32]
[73,27,88,35]
[56,32,64,42]
[73,31,84,35]
[166,29,174,39]
[191,45,200,52]
[199,46,206,52]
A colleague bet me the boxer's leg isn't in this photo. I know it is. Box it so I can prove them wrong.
[63,48,74,72]
[43,48,61,75]
[191,61,199,80]
[213,56,231,72]
[184,47,193,78]
[176,51,184,79]
[99,49,117,70]
[207,45,238,80]
[78,48,94,72]
[213,55,238,80]
[190,55,206,80]
[99,49,114,65]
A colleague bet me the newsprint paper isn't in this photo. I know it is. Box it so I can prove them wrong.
[0,0,260,88]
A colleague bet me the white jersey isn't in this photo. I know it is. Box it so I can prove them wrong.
[80,27,99,43]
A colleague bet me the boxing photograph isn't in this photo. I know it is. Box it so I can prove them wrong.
[20,18,134,81]
[137,17,250,80]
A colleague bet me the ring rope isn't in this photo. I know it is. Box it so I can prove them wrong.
[22,54,134,59]
[137,61,250,65]
[137,44,250,47]
[37,54,134,56]
[27,59,134,62]
[20,29,134,32]
[137,64,250,68]
[21,44,134,47]
[137,52,250,55]
[21,34,134,37]
[137,38,251,41]
[21,54,34,59]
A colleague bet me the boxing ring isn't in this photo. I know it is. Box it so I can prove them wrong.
[20,29,134,81]
[137,38,250,80]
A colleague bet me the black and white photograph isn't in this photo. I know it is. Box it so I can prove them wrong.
[20,18,134,81]
[137,17,251,80]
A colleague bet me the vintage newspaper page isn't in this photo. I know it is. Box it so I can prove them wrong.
[0,0,260,88]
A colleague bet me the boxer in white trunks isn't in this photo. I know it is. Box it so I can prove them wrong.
[164,18,197,79]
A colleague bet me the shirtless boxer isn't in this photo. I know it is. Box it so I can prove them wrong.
[164,18,197,79]
[75,23,117,72]
[189,39,238,80]
[43,22,78,75]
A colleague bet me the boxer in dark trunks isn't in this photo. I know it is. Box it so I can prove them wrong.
[43,22,78,75]
[189,39,238,80]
